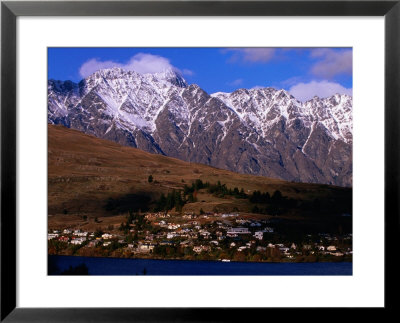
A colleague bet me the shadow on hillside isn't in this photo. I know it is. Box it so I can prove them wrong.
[104,193,152,214]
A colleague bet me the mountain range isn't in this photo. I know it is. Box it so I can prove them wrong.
[48,67,352,187]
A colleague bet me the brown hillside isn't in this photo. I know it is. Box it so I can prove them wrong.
[48,124,349,225]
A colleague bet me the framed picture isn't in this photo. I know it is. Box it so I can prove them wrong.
[1,0,398,320]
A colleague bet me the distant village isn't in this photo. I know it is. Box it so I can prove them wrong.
[48,211,353,262]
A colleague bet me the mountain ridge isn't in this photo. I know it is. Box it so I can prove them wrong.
[48,67,352,187]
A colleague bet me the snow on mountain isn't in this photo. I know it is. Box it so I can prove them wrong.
[211,88,352,144]
[48,67,353,186]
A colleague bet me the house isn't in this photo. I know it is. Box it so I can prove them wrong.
[63,229,72,234]
[47,233,59,240]
[254,231,264,240]
[230,242,236,248]
[327,246,337,251]
[227,227,250,236]
[263,227,274,233]
[279,247,290,254]
[102,233,113,240]
[138,243,155,253]
[167,232,176,239]
[145,234,155,241]
[168,224,180,230]
[291,243,297,250]
[88,240,100,247]
[159,241,174,246]
[58,236,69,243]
[70,237,86,245]
[200,231,211,238]
[103,241,111,247]
[75,231,88,237]
[193,246,203,253]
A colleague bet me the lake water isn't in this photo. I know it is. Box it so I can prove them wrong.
[48,255,352,275]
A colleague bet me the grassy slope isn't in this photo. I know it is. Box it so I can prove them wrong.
[48,124,351,231]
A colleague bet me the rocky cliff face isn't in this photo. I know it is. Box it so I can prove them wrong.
[48,67,352,186]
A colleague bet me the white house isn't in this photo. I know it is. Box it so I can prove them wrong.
[167,232,176,239]
[70,237,86,245]
[254,231,264,240]
[279,247,290,254]
[75,231,88,237]
[200,231,211,238]
[102,233,113,240]
[47,233,59,240]
[327,246,337,251]
[227,227,250,235]
[139,243,155,252]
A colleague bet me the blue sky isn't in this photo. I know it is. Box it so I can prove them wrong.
[48,47,352,101]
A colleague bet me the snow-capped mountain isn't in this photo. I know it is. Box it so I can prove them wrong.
[48,68,353,187]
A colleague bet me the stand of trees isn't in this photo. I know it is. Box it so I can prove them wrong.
[207,181,247,199]
[154,190,185,212]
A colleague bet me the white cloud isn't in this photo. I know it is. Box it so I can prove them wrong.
[289,80,352,102]
[182,69,194,76]
[228,78,244,87]
[310,48,352,79]
[124,53,173,74]
[79,53,186,78]
[224,48,277,63]
[79,59,119,78]
[280,76,303,87]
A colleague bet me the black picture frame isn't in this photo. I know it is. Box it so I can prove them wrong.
[1,0,398,321]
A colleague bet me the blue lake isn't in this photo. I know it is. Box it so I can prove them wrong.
[48,255,352,275]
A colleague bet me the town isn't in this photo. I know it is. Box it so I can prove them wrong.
[48,210,353,263]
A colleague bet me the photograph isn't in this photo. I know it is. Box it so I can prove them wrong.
[47,47,353,276]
